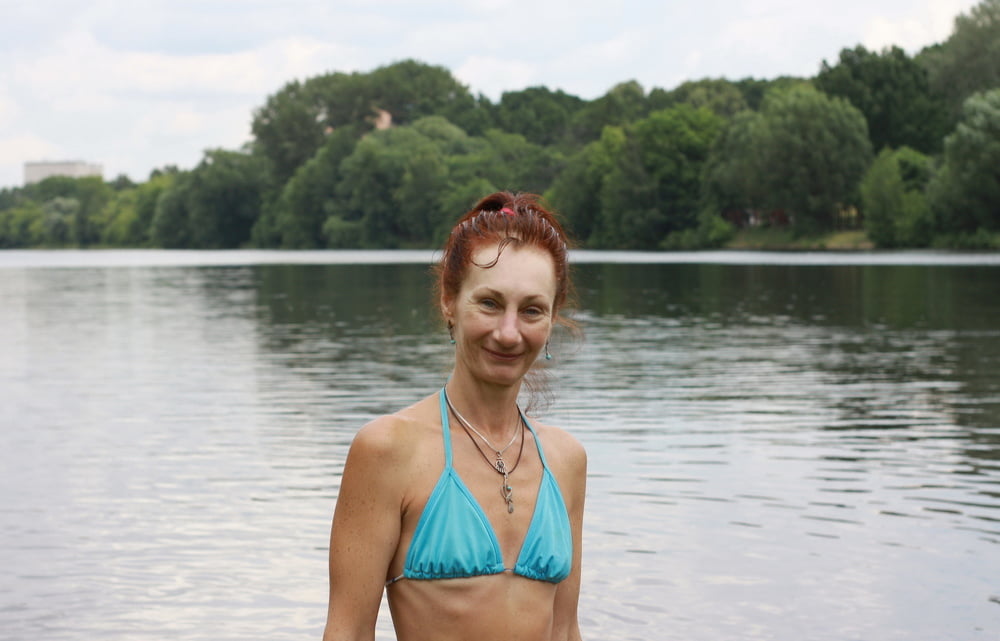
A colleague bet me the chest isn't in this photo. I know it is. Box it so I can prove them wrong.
[403,427,546,560]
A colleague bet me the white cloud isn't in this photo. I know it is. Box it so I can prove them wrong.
[14,29,352,104]
[454,57,540,99]
[129,102,249,148]
[0,91,18,129]
[0,134,64,172]
[863,0,975,53]
[0,22,366,186]
[0,0,987,189]
[535,30,653,97]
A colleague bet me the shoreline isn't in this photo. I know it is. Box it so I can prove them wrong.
[724,229,875,251]
[3,247,999,269]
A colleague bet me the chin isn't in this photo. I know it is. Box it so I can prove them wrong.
[478,364,531,387]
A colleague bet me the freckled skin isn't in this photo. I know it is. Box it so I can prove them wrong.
[322,243,587,641]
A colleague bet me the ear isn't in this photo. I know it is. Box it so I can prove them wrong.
[440,293,455,324]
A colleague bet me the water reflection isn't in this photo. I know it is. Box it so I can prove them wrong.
[0,256,998,640]
[560,263,1000,640]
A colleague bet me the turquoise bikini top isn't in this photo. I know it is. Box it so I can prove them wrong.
[387,389,573,585]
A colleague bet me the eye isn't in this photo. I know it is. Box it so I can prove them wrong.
[522,306,546,318]
[479,298,499,310]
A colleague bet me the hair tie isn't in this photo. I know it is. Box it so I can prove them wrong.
[500,207,516,216]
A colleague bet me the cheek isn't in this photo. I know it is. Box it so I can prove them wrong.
[457,312,490,335]
[531,320,553,341]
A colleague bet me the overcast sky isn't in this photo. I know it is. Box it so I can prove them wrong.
[0,0,979,190]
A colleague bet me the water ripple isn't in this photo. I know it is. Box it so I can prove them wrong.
[1,259,998,640]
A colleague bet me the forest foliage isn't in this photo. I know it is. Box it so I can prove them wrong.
[2,0,999,251]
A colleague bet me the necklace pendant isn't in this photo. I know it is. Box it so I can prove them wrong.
[494,456,506,475]
[501,482,514,514]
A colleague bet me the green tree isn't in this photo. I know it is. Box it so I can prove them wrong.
[544,126,626,244]
[0,202,44,248]
[132,173,175,246]
[639,105,724,234]
[648,78,749,118]
[184,149,268,248]
[150,173,193,248]
[389,121,456,242]
[330,116,481,247]
[98,189,141,246]
[328,134,398,247]
[24,176,112,246]
[592,105,724,248]
[890,147,934,248]
[731,76,808,111]
[251,72,368,184]
[453,129,560,197]
[927,89,1000,236]
[701,110,769,215]
[765,87,873,232]
[816,45,949,153]
[269,126,361,248]
[436,176,500,242]
[494,86,585,146]
[39,197,79,246]
[323,115,556,248]
[595,140,654,248]
[860,147,932,247]
[251,60,483,185]
[109,174,136,191]
[0,186,19,212]
[567,80,649,146]
[366,59,486,134]
[922,0,1000,118]
[709,86,872,233]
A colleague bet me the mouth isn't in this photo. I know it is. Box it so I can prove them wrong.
[484,347,523,362]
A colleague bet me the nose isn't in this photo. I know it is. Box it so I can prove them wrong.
[494,308,522,347]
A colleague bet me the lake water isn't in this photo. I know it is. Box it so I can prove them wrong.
[1,250,999,641]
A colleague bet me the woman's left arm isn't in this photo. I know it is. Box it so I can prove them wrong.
[551,430,588,641]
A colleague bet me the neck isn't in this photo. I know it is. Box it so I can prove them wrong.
[444,375,521,440]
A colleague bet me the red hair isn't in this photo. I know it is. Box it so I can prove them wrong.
[435,191,574,325]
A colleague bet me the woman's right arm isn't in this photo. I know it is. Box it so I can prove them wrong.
[323,418,407,641]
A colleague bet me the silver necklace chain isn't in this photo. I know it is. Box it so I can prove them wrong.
[444,392,519,460]
[443,389,524,514]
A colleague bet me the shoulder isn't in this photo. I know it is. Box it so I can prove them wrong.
[338,397,442,510]
[350,414,415,460]
[346,394,441,468]
[533,421,587,477]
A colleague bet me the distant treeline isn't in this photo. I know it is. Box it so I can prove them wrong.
[2,0,999,250]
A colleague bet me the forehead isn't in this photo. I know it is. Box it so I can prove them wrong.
[462,242,557,300]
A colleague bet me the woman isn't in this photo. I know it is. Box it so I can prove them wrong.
[322,192,587,641]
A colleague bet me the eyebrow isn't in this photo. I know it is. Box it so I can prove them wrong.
[474,287,551,304]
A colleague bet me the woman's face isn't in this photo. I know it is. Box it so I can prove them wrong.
[444,241,557,387]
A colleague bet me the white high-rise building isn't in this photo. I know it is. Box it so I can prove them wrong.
[24,161,103,185]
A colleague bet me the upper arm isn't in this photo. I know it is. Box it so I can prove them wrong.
[323,419,408,641]
[551,431,588,641]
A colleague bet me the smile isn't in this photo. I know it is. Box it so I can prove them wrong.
[484,347,523,361]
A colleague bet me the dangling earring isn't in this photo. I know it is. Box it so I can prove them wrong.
[544,341,552,360]
[448,322,456,345]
